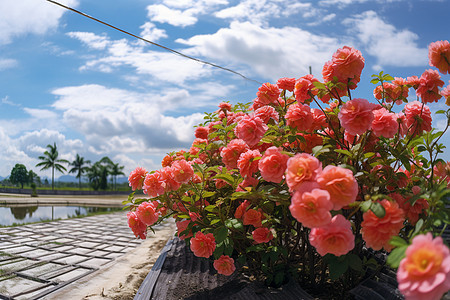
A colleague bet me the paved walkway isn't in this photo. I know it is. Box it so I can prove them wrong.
[0,211,160,300]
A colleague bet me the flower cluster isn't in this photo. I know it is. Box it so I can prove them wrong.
[126,41,450,299]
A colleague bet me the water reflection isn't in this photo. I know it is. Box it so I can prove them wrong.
[0,206,122,226]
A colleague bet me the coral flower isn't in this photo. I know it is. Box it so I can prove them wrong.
[309,214,355,257]
[143,170,166,198]
[213,255,236,276]
[127,211,147,239]
[128,167,147,191]
[235,200,250,219]
[171,159,194,184]
[194,126,209,139]
[258,146,289,183]
[294,74,319,103]
[338,98,376,136]
[404,101,432,136]
[285,153,322,192]
[234,114,268,147]
[416,69,444,104]
[361,199,405,251]
[159,166,182,192]
[136,201,159,226]
[397,233,450,300]
[176,220,193,240]
[428,40,450,74]
[243,208,263,227]
[237,149,261,178]
[190,231,216,258]
[256,82,280,105]
[440,81,450,106]
[323,46,365,83]
[220,139,250,170]
[277,77,296,92]
[289,182,333,228]
[371,107,399,138]
[254,105,279,124]
[252,227,274,244]
[316,165,358,210]
[285,103,314,131]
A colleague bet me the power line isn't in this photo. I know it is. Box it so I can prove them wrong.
[46,0,262,85]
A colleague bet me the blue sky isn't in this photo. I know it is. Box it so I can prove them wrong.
[0,0,449,179]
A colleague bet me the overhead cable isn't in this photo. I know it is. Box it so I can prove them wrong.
[46,0,263,85]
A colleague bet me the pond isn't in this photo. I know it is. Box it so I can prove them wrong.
[0,205,122,226]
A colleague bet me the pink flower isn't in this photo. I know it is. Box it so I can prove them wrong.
[285,153,322,192]
[309,215,355,256]
[143,171,166,198]
[404,101,432,136]
[254,106,279,124]
[237,149,261,178]
[371,107,398,138]
[127,211,147,239]
[234,114,268,147]
[276,77,296,92]
[440,81,450,106]
[171,159,194,184]
[416,69,444,103]
[237,176,259,190]
[252,227,274,244]
[218,102,232,111]
[323,46,365,84]
[256,82,280,105]
[194,126,209,139]
[316,165,358,210]
[220,139,250,170]
[361,199,405,251]
[128,167,147,191]
[258,147,289,183]
[397,233,450,300]
[213,255,236,276]
[428,40,450,74]
[159,166,182,192]
[310,108,327,131]
[338,98,376,136]
[294,75,319,103]
[290,182,333,228]
[190,231,216,258]
[136,201,159,226]
[285,103,314,131]
[235,200,250,219]
[176,220,193,240]
[243,208,263,227]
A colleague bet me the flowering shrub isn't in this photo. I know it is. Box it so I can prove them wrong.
[125,40,450,299]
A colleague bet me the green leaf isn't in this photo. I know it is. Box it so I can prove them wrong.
[436,110,446,114]
[313,81,326,89]
[360,200,372,212]
[389,236,408,248]
[214,226,228,243]
[202,191,216,198]
[363,152,375,159]
[411,219,424,238]
[204,205,218,212]
[213,173,234,185]
[335,149,352,157]
[370,201,386,218]
[387,245,407,268]
[328,256,349,280]
[225,218,244,231]
[370,78,379,84]
[399,155,411,171]
[347,254,363,272]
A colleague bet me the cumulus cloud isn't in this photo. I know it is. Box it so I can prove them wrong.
[139,22,168,42]
[343,11,428,68]
[51,84,205,156]
[0,127,34,176]
[177,21,341,81]
[0,58,18,70]
[0,0,78,45]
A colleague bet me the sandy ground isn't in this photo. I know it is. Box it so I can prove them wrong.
[43,220,177,300]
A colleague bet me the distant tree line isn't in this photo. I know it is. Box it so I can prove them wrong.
[3,143,128,191]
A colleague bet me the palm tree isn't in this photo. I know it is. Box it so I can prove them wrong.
[69,154,91,189]
[87,161,108,191]
[111,162,125,191]
[36,143,69,190]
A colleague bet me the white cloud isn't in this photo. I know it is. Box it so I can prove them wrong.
[0,59,18,70]
[146,4,198,27]
[67,32,213,84]
[0,0,79,45]
[215,0,311,26]
[343,11,428,68]
[50,84,205,156]
[1,96,20,107]
[177,21,341,81]
[0,127,34,176]
[139,22,168,42]
[23,108,58,120]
